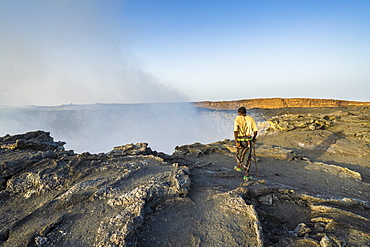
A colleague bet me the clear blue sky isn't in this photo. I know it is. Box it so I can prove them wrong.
[1,0,369,106]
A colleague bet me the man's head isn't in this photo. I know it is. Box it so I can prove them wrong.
[238,107,247,115]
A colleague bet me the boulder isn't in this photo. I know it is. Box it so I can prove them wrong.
[294,222,311,237]
[0,130,66,151]
[267,114,336,132]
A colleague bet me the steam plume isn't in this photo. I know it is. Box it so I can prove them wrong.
[0,0,188,106]
[0,104,237,154]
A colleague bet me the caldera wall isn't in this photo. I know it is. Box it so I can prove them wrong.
[193,98,370,110]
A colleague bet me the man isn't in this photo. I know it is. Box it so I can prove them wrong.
[234,106,258,180]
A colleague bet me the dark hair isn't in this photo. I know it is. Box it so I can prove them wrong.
[238,107,246,114]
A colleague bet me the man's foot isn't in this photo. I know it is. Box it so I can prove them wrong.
[234,166,243,171]
[243,175,253,180]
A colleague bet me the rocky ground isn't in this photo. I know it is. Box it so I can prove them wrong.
[0,106,369,247]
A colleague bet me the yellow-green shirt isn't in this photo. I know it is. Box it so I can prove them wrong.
[234,116,258,137]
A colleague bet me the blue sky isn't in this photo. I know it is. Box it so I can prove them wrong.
[1,0,369,106]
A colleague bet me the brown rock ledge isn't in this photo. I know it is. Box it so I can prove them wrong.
[194,98,370,110]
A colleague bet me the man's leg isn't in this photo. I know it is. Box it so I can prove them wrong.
[236,141,248,170]
[243,141,253,179]
[243,147,252,177]
[235,147,245,171]
[236,141,249,170]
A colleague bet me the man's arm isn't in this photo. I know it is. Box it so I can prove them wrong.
[252,131,258,142]
[234,131,241,148]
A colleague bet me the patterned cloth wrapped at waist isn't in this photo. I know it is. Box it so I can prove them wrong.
[237,136,252,141]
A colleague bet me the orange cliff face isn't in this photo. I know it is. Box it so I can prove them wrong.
[193,98,370,110]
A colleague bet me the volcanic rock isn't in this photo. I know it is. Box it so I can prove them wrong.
[194,97,370,110]
[293,222,311,237]
[1,104,370,247]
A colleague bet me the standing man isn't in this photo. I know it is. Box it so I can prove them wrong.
[234,107,258,180]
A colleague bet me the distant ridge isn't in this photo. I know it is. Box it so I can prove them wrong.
[193,98,370,110]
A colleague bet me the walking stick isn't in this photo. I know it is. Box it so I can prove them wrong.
[253,141,258,177]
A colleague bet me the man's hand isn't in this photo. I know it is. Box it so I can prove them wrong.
[235,141,241,148]
[253,131,258,143]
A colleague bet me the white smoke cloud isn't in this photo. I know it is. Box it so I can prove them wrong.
[0,103,237,154]
[0,0,188,106]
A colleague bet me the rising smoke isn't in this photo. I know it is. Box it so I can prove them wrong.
[0,103,236,154]
[0,0,187,106]
[0,1,238,153]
